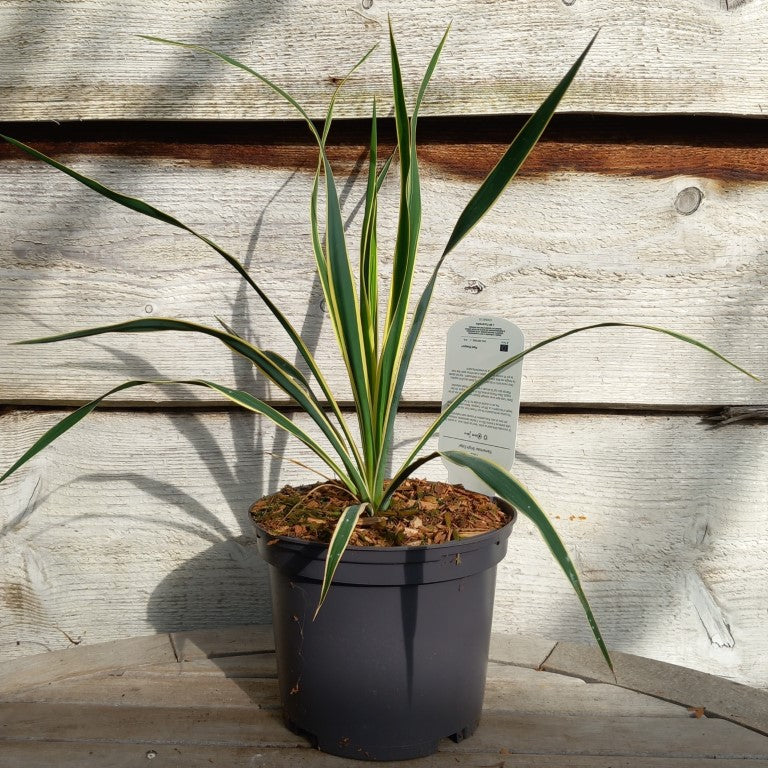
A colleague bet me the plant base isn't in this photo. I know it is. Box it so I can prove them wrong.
[254,506,515,761]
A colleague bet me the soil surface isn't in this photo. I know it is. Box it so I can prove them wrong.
[249,477,511,547]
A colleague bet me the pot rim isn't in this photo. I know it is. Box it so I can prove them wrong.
[252,496,517,555]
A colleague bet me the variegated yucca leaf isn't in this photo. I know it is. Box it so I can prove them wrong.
[315,502,371,618]
[374,30,599,501]
[14,318,366,493]
[0,378,348,486]
[441,451,613,672]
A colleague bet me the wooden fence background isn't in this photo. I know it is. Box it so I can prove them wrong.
[1,1,767,686]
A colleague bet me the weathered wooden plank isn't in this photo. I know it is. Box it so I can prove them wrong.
[0,633,175,694]
[2,703,766,757]
[2,674,281,709]
[488,633,556,669]
[1,409,766,686]
[483,667,690,718]
[1,152,766,407]
[222,751,768,768]
[171,624,274,660]
[175,655,278,679]
[487,661,583,687]
[1,654,686,719]
[448,712,768,758]
[0,700,300,745]
[10,743,766,768]
[120,654,279,679]
[543,641,768,736]
[484,680,689,717]
[4,747,768,768]
[2,1,768,119]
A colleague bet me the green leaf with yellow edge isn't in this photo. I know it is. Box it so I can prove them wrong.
[376,33,598,500]
[16,318,368,493]
[441,450,613,673]
[149,34,379,487]
[1,379,352,489]
[374,24,450,488]
[0,131,358,477]
[315,502,371,617]
[389,321,759,498]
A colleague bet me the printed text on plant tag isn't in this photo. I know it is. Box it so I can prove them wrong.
[439,317,524,495]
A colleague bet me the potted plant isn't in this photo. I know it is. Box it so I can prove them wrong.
[0,23,757,761]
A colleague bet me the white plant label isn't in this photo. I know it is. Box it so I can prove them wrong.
[439,316,524,495]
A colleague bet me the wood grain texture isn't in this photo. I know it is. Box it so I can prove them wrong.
[3,626,768,766]
[2,149,765,407]
[482,666,691,718]
[2,656,687,719]
[3,673,282,710]
[6,702,760,758]
[7,116,768,181]
[488,633,556,669]
[447,712,768,758]
[171,624,274,660]
[0,632,176,694]
[0,700,302,746]
[2,1,768,120]
[1,409,766,686]
[543,641,768,736]
[4,744,767,768]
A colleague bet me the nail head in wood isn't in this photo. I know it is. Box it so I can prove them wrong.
[675,186,703,215]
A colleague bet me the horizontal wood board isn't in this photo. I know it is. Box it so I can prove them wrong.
[542,642,768,737]
[3,631,768,764]
[1,701,767,760]
[2,133,766,407]
[0,659,688,719]
[2,1,768,120]
[3,744,768,768]
[1,409,766,686]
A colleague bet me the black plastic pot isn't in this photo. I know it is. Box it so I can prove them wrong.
[253,503,516,761]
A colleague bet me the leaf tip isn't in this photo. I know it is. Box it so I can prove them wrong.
[583,29,601,57]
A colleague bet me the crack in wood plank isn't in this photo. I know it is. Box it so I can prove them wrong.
[685,572,735,649]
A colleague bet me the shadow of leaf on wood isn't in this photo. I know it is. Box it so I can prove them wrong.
[146,535,272,634]
[70,471,274,634]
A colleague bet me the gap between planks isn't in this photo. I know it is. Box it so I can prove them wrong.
[0,401,751,417]
[4,114,768,180]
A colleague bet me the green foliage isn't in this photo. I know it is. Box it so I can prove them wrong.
[1,23,758,670]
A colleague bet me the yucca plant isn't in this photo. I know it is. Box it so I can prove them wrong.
[0,24,757,673]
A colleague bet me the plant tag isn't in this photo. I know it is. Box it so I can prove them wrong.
[439,316,524,495]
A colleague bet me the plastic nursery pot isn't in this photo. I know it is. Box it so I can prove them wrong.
[253,501,516,762]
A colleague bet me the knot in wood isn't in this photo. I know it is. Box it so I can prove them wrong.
[464,279,486,295]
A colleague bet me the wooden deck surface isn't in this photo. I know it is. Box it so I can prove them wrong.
[1,626,768,767]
